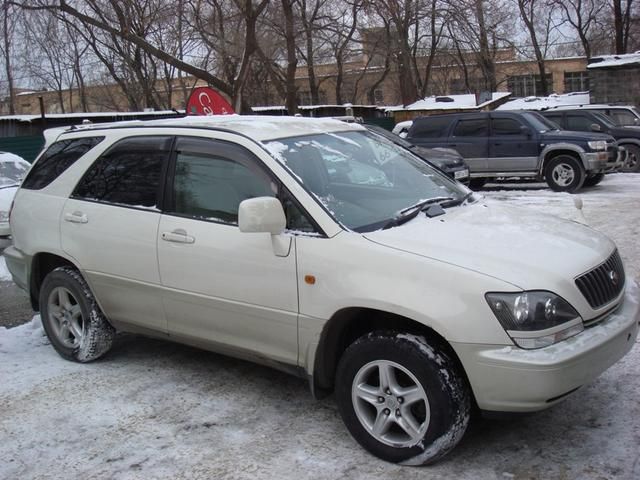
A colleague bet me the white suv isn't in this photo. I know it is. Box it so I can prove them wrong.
[5,116,639,465]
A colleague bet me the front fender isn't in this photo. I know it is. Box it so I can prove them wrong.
[538,143,587,173]
[295,233,516,375]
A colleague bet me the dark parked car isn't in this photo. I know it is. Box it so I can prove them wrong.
[405,111,623,192]
[364,124,470,184]
[540,109,640,173]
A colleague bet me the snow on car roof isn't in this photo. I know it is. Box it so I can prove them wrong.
[58,115,365,142]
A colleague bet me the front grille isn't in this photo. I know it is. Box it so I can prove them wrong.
[575,250,625,309]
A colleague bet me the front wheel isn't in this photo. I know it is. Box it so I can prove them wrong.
[544,155,585,193]
[583,172,605,187]
[622,144,640,172]
[40,267,115,362]
[335,332,470,465]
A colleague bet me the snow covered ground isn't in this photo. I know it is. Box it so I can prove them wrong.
[1,174,639,480]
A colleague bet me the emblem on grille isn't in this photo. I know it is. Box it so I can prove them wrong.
[609,270,619,286]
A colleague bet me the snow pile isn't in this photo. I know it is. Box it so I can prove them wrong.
[0,255,12,281]
[588,52,640,69]
[386,92,511,112]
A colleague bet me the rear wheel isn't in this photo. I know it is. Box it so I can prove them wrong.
[335,332,470,465]
[40,267,115,362]
[622,144,640,172]
[544,155,585,193]
[583,172,605,187]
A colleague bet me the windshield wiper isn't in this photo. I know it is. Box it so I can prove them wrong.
[440,191,475,208]
[382,197,454,230]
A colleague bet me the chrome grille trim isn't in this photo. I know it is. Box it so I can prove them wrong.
[575,250,625,310]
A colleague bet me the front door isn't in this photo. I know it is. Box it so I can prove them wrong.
[488,115,539,172]
[157,136,299,365]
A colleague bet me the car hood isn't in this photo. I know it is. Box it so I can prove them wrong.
[610,126,640,138]
[542,130,614,142]
[411,146,465,168]
[363,200,615,290]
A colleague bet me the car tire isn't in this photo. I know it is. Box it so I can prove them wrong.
[468,178,487,190]
[622,144,640,172]
[335,331,470,465]
[582,172,605,187]
[544,155,585,193]
[40,266,115,362]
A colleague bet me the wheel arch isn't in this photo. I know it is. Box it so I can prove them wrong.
[540,147,584,174]
[311,307,472,402]
[29,252,79,311]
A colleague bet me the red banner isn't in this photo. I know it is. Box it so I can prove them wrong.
[186,87,235,115]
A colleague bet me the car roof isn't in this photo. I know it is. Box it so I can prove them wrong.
[545,104,634,111]
[55,115,365,142]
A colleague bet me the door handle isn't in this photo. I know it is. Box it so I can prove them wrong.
[64,211,88,224]
[161,229,195,244]
[493,142,503,146]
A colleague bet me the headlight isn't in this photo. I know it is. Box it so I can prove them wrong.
[587,140,606,151]
[0,210,8,222]
[486,291,583,349]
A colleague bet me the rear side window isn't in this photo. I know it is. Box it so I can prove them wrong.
[453,119,488,137]
[73,136,172,209]
[21,137,104,190]
[409,117,452,138]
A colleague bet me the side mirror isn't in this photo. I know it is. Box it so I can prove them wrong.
[591,123,602,132]
[238,197,286,235]
[520,125,532,137]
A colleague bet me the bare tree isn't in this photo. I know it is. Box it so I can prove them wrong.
[553,0,606,58]
[1,0,18,114]
[516,0,558,95]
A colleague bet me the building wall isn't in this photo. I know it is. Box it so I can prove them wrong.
[3,56,590,116]
[589,68,640,106]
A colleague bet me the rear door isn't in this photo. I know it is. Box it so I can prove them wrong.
[448,116,489,173]
[61,135,173,332]
[156,136,300,365]
[488,114,539,172]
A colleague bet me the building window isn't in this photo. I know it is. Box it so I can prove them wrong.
[373,89,384,104]
[507,74,552,97]
[564,71,589,93]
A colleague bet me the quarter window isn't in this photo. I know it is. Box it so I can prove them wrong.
[22,137,104,190]
[453,119,488,137]
[73,136,172,208]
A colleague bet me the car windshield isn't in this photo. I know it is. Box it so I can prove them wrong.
[264,130,470,232]
[522,112,555,131]
[0,158,29,187]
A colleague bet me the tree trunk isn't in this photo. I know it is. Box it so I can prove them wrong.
[518,0,548,96]
[282,0,298,114]
[2,1,15,114]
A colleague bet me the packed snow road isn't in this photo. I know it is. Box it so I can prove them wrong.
[1,174,639,480]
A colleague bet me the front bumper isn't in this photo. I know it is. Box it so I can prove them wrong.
[583,147,625,173]
[452,282,640,412]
